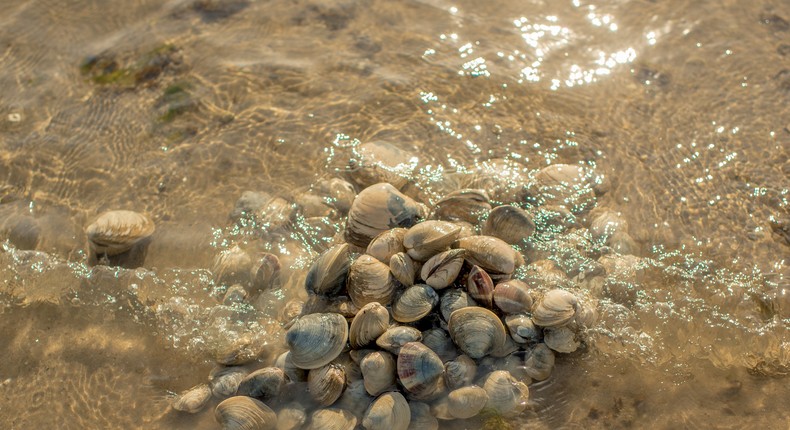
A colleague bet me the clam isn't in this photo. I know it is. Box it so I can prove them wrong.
[482,205,535,245]
[236,367,287,401]
[397,342,445,395]
[307,408,358,430]
[444,354,477,390]
[532,289,578,328]
[345,183,421,248]
[336,379,374,419]
[362,392,411,430]
[574,299,598,328]
[454,235,516,276]
[213,245,253,286]
[376,326,422,355]
[366,228,407,263]
[420,249,465,290]
[305,243,350,296]
[321,177,357,215]
[523,343,555,381]
[490,334,519,358]
[86,210,155,256]
[346,141,414,190]
[349,302,390,349]
[285,313,348,369]
[216,335,265,366]
[403,221,461,261]
[465,159,530,204]
[609,230,638,255]
[392,284,439,323]
[448,307,507,359]
[543,326,580,353]
[210,366,249,398]
[347,254,400,307]
[360,351,397,396]
[433,189,492,224]
[447,386,489,419]
[534,164,595,213]
[274,351,307,382]
[492,354,532,384]
[526,259,570,290]
[296,191,336,218]
[407,401,438,430]
[481,370,529,416]
[493,279,533,315]
[589,210,628,241]
[429,396,454,421]
[466,265,494,309]
[308,363,347,406]
[439,289,477,322]
[390,252,418,286]
[222,284,248,306]
[277,403,306,430]
[214,396,277,430]
[279,300,304,327]
[504,314,540,344]
[171,383,212,413]
[421,328,458,363]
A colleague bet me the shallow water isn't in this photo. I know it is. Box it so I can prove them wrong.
[0,0,789,428]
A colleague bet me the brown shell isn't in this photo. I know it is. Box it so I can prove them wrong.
[307,408,358,430]
[171,384,212,414]
[392,284,439,323]
[447,307,507,359]
[305,243,350,296]
[453,235,516,276]
[524,343,555,381]
[308,363,347,406]
[285,313,348,369]
[439,289,477,322]
[345,183,421,248]
[396,342,445,394]
[403,220,462,261]
[362,392,411,430]
[390,252,418,287]
[493,279,533,315]
[86,210,155,256]
[444,354,477,390]
[482,205,535,245]
[347,254,400,308]
[376,326,422,355]
[214,396,277,430]
[420,249,465,290]
[360,351,397,396]
[447,386,489,419]
[466,265,494,309]
[366,228,407,263]
[532,289,578,328]
[236,367,287,401]
[481,370,529,417]
[349,302,390,349]
[433,189,492,224]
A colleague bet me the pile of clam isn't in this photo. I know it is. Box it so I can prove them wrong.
[175,179,600,430]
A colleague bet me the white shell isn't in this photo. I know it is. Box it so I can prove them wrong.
[532,289,578,328]
[345,183,421,248]
[362,392,411,430]
[214,396,277,430]
[285,313,348,369]
[86,210,154,256]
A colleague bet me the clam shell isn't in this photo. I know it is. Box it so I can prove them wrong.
[336,379,374,419]
[481,370,529,417]
[543,326,580,353]
[279,300,304,327]
[213,245,253,286]
[429,396,454,421]
[307,408,358,430]
[236,367,287,401]
[490,334,519,358]
[345,183,421,248]
[366,228,407,263]
[216,335,267,366]
[363,392,411,430]
[504,314,540,344]
[305,243,350,296]
[360,350,397,396]
[274,351,307,382]
[392,284,439,323]
[349,302,390,349]
[285,313,348,369]
[222,284,248,305]
[277,403,306,430]
[347,254,400,308]
[433,189,492,224]
[346,141,414,190]
[444,354,477,390]
[454,235,516,276]
[210,366,249,398]
[376,326,422,355]
[493,279,533,315]
[465,159,530,204]
[492,354,532,384]
[421,328,458,363]
[447,386,489,419]
[439,289,477,322]
[447,307,507,359]
[397,342,445,395]
[321,177,357,214]
[574,300,598,328]
[609,230,638,255]
[390,252,418,286]
[526,259,570,290]
[535,164,595,213]
[523,343,555,381]
[482,205,535,245]
[86,210,155,256]
[532,289,578,328]
[214,396,277,430]
[420,249,465,290]
[172,383,212,413]
[466,265,494,309]
[589,209,628,241]
[403,221,461,261]
[407,401,438,430]
[308,363,346,406]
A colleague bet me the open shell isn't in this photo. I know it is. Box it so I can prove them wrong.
[86,210,155,256]
[397,342,445,395]
[392,284,439,323]
[349,302,390,349]
[305,243,350,296]
[532,289,578,328]
[345,183,421,248]
[447,307,507,359]
[362,392,411,430]
[348,254,400,307]
[403,220,461,261]
[285,313,348,369]
[214,396,277,430]
[482,205,535,245]
[308,363,347,406]
[447,386,489,419]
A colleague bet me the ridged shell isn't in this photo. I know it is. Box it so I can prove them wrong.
[421,328,458,363]
[360,351,397,396]
[305,244,350,296]
[447,386,489,419]
[222,284,248,305]
[523,343,555,381]
[250,253,281,294]
[439,289,477,322]
[348,254,399,307]
[493,280,533,315]
[482,205,535,245]
[276,403,306,430]
[362,392,411,430]
[279,300,304,328]
[420,249,465,290]
[407,401,438,430]
[215,335,267,366]
[376,326,422,355]
[448,307,507,359]
[433,189,492,224]
[481,371,529,417]
[349,302,390,349]
[210,366,249,398]
[307,408,358,430]
[214,396,277,430]
[574,300,598,328]
[543,326,580,353]
[86,210,155,256]
[390,252,418,286]
[466,265,494,309]
[315,177,356,214]
[397,342,445,394]
[366,228,407,263]
[274,351,307,382]
[172,384,212,413]
[346,141,413,190]
[453,235,516,275]
[345,183,421,248]
[492,354,531,384]
[308,363,347,406]
[285,313,348,369]
[490,334,519,358]
[403,221,461,261]
[392,284,439,323]
[236,367,287,401]
[213,245,253,286]
[429,396,454,421]
[336,380,374,419]
[444,354,477,390]
[504,314,540,344]
[532,289,578,328]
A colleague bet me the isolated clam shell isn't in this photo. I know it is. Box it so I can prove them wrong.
[214,396,277,430]
[444,354,477,390]
[433,189,492,224]
[277,403,306,430]
[543,326,580,353]
[86,210,154,256]
[236,367,287,401]
[360,351,397,396]
[376,326,422,355]
[420,249,465,289]
[308,363,347,406]
[171,383,212,413]
[448,307,507,359]
[345,183,421,248]
[307,408,358,430]
[366,228,407,263]
[349,302,390,349]
[348,254,400,307]
[363,392,411,430]
[392,284,439,323]
[439,289,477,322]
[407,401,438,430]
[397,342,445,395]
[403,220,461,261]
[390,252,418,286]
[305,243,350,296]
[481,370,529,416]
[454,235,516,276]
[523,343,555,381]
[482,205,535,245]
[447,385,489,419]
[421,328,458,363]
[466,265,494,309]
[285,313,348,369]
[493,279,533,315]
[532,289,578,328]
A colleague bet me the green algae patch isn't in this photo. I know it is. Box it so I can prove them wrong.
[80,43,183,88]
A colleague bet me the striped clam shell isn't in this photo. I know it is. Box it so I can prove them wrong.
[214,396,277,430]
[396,342,444,395]
[493,279,533,315]
[285,313,348,370]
